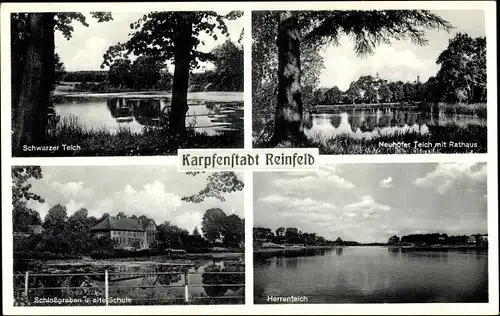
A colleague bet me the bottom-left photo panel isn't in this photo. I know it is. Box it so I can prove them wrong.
[11,166,245,306]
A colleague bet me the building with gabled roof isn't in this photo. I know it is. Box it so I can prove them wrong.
[91,215,157,249]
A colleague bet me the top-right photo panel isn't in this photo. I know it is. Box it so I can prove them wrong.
[252,10,487,154]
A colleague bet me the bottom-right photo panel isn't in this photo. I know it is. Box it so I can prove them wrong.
[253,163,488,304]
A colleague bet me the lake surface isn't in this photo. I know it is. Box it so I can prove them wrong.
[15,255,245,305]
[53,92,243,136]
[254,247,488,303]
[304,108,486,140]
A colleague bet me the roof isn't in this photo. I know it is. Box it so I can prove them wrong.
[91,216,145,232]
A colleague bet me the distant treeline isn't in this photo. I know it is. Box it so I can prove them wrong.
[253,226,358,246]
[388,233,488,246]
[61,71,108,83]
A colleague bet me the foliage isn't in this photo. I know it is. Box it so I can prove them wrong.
[182,172,244,203]
[254,226,334,246]
[201,208,227,244]
[108,58,132,88]
[12,166,44,233]
[130,55,164,90]
[398,233,486,246]
[436,33,487,103]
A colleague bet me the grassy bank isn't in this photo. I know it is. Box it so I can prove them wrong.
[255,123,486,154]
[18,116,243,157]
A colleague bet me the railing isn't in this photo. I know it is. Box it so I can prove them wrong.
[14,269,245,305]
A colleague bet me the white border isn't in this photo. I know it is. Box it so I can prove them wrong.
[1,1,498,315]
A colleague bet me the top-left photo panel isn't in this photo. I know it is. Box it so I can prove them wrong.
[10,11,244,157]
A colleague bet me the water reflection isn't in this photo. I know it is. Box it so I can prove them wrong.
[254,247,488,303]
[15,258,245,305]
[304,107,486,140]
[53,94,243,136]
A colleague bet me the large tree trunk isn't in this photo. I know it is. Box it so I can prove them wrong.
[271,12,305,146]
[169,14,193,137]
[12,13,55,155]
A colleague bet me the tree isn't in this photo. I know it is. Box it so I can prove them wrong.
[53,53,65,89]
[43,204,68,235]
[12,166,44,233]
[221,214,244,248]
[378,82,393,103]
[275,227,285,238]
[102,11,243,137]
[130,55,164,90]
[157,221,190,249]
[11,12,112,155]
[67,208,88,231]
[252,11,325,143]
[264,10,452,146]
[211,40,244,91]
[182,172,244,203]
[116,212,128,219]
[201,208,227,244]
[436,33,486,103]
[193,226,201,237]
[108,58,132,88]
[388,235,400,245]
[324,86,344,104]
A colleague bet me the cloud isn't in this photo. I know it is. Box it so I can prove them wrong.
[51,181,95,199]
[414,163,487,194]
[274,165,355,190]
[66,37,110,71]
[114,180,183,222]
[65,199,86,215]
[25,200,51,221]
[89,198,114,218]
[342,196,391,219]
[318,36,437,90]
[380,177,394,188]
[174,212,203,233]
[259,194,337,212]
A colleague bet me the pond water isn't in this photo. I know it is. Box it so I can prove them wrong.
[254,247,488,303]
[53,92,243,136]
[15,255,245,305]
[303,108,486,140]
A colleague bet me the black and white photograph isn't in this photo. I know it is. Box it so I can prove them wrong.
[253,163,488,303]
[11,11,244,157]
[12,166,245,305]
[252,10,487,154]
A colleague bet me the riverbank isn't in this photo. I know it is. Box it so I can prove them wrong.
[255,123,486,154]
[16,116,243,157]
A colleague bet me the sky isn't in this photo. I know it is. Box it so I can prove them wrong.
[55,11,244,72]
[318,10,486,90]
[25,166,244,233]
[254,163,488,243]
